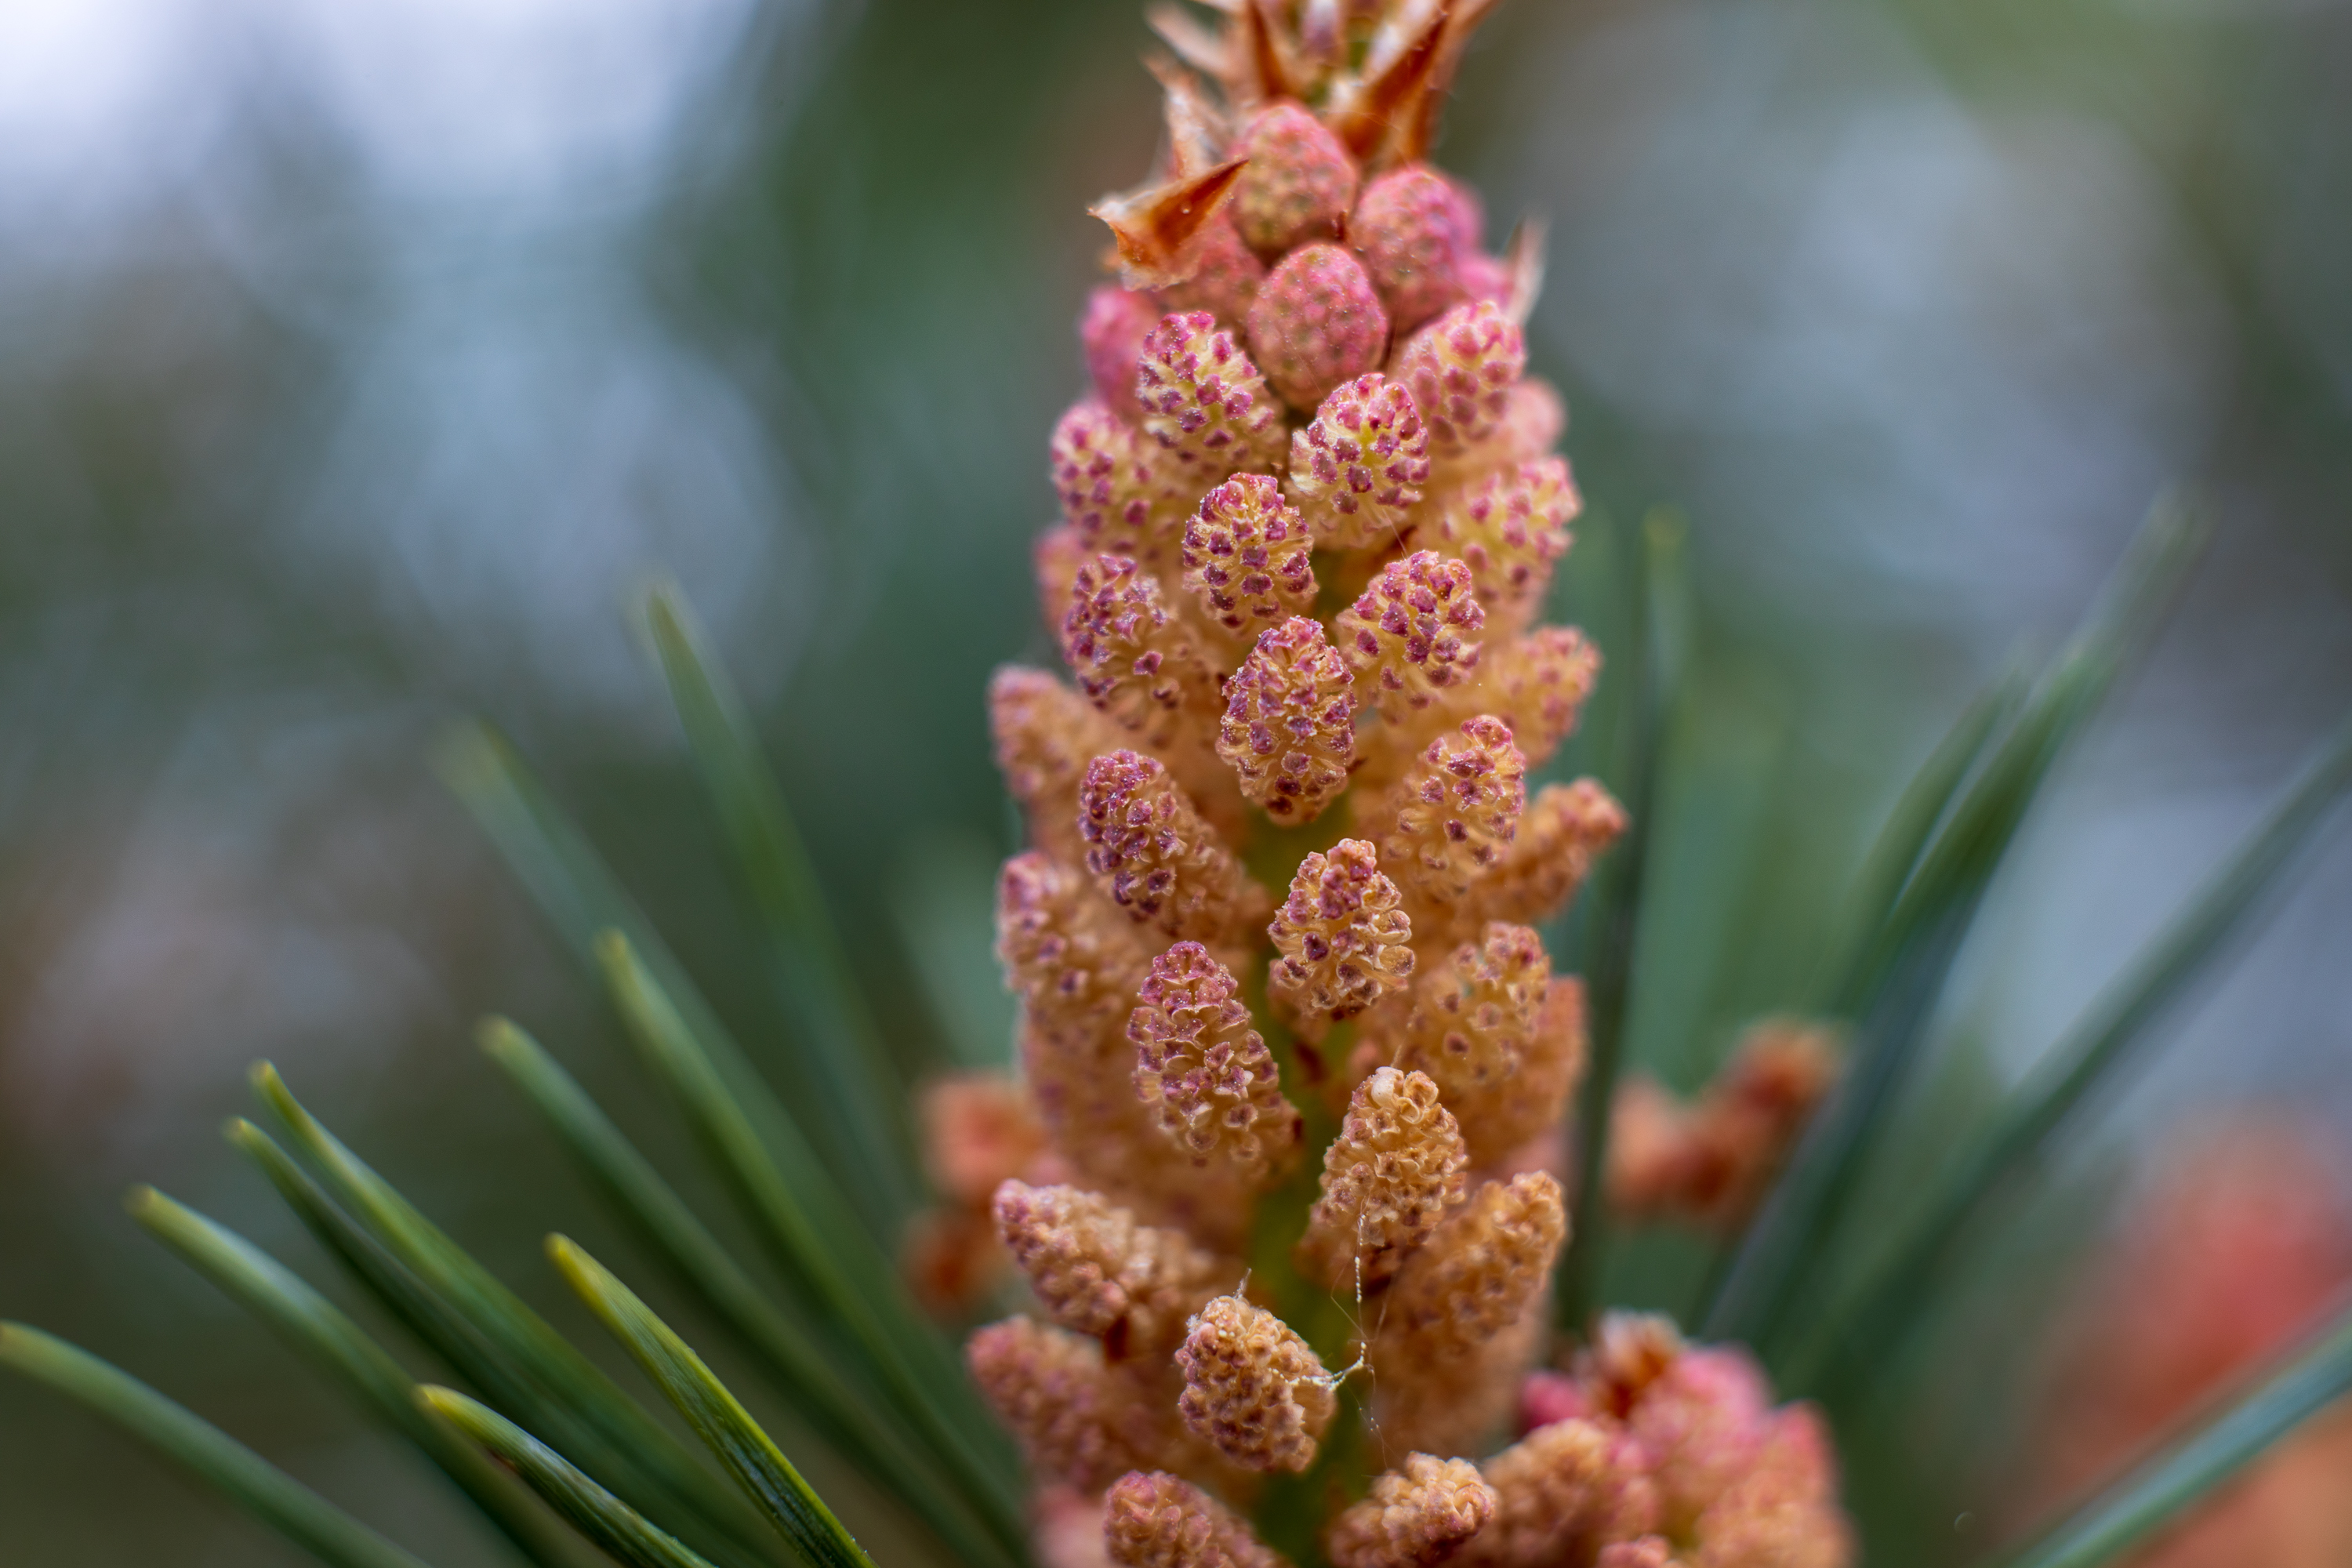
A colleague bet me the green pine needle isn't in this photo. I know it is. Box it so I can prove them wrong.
[127,1185,590,1568]
[0,1323,437,1568]
[1982,1306,2352,1568]
[422,1386,727,1568]
[549,1236,876,1568]
[640,581,916,1229]
[479,1018,1024,1568]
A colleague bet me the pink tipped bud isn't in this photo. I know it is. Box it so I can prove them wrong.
[1105,1472,1287,1568]
[1156,212,1267,325]
[1428,457,1580,635]
[1181,474,1317,637]
[1351,163,1484,335]
[1219,617,1357,825]
[1230,101,1360,254]
[1129,942,1303,1185]
[1327,1454,1496,1568]
[1079,750,1269,942]
[1061,554,1219,742]
[1394,299,1526,458]
[1334,551,1486,725]
[1138,311,1288,484]
[1051,398,1181,568]
[1177,1295,1336,1474]
[1286,373,1430,550]
[1268,839,1414,1039]
[1247,243,1391,412]
[1083,288,1165,424]
[1376,715,1528,914]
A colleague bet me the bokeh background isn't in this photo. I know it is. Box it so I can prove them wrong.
[2,0,2350,1562]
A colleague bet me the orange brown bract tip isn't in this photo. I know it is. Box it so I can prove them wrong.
[1267,839,1415,1040]
[1176,1294,1337,1474]
[1129,942,1303,1186]
[1182,474,1318,640]
[992,1181,1232,1359]
[1287,372,1430,550]
[1106,1470,1290,1568]
[1336,551,1486,727]
[1093,159,1252,292]
[1081,750,1270,943]
[1298,1065,1468,1290]
[1218,617,1357,823]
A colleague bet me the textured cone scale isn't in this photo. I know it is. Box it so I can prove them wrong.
[1128,942,1302,1185]
[1138,311,1288,485]
[1352,163,1484,336]
[1335,550,1486,726]
[1382,923,1551,1162]
[1267,839,1415,1039]
[989,666,1132,870]
[1394,299,1526,459]
[1176,1294,1337,1474]
[1248,243,1392,413]
[1465,627,1602,773]
[1217,616,1356,823]
[1182,474,1318,639]
[1231,100,1360,253]
[1106,1471,1288,1568]
[1327,1454,1496,1568]
[1286,372,1430,550]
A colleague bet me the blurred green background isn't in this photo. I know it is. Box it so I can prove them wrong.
[2,0,2350,1561]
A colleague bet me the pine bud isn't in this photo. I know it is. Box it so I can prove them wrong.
[1231,102,1360,254]
[1327,1454,1496,1568]
[1386,923,1551,1163]
[1080,750,1270,942]
[1285,373,1430,550]
[1267,840,1415,1040]
[968,1316,1173,1491]
[1377,715,1527,915]
[1218,617,1357,824]
[1130,942,1303,1185]
[992,1181,1231,1359]
[1383,1171,1567,1370]
[1084,287,1165,424]
[989,670,1133,874]
[1176,1294,1337,1473]
[1106,1471,1289,1568]
[1453,779,1624,937]
[1247,242,1391,412]
[1138,311,1287,485]
[1181,474,1317,639]
[1298,1066,1469,1289]
[1427,458,1579,635]
[1394,300,1525,459]
[1062,554,1221,744]
[1351,163,1484,335]
[1051,399,1181,568]
[1335,552,1486,726]
[1475,629,1601,771]
[1465,1418,1662,1567]
[1157,212,1267,325]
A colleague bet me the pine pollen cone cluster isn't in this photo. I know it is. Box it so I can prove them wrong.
[938,5,1856,1564]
